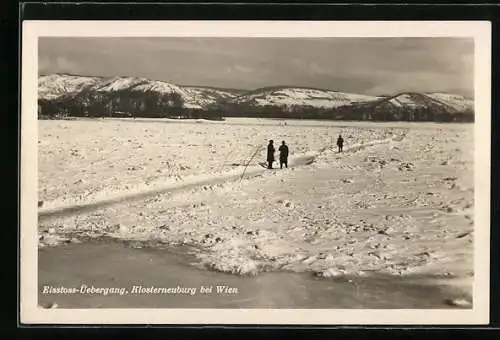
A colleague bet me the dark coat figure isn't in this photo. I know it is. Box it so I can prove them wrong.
[279,141,289,169]
[337,135,344,152]
[267,140,275,169]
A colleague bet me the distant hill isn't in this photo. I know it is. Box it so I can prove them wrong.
[37,74,474,122]
[38,74,102,100]
[227,86,383,109]
[38,74,240,110]
[182,86,247,106]
[346,92,474,121]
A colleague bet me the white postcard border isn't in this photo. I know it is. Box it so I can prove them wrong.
[21,20,491,325]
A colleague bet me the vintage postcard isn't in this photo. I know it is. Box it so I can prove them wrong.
[20,21,491,325]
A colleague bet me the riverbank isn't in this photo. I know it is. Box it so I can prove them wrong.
[39,239,472,309]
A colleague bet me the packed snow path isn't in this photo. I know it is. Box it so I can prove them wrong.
[38,118,405,209]
[38,135,397,220]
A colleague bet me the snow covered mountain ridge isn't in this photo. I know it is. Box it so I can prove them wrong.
[38,74,243,109]
[227,86,385,109]
[38,74,474,121]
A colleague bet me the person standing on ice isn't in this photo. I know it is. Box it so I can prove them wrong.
[267,140,275,169]
[279,141,289,169]
[337,134,344,153]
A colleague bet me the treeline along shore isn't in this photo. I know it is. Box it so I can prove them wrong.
[38,95,474,122]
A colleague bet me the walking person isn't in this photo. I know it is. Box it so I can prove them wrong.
[337,134,344,153]
[267,140,275,169]
[279,141,289,169]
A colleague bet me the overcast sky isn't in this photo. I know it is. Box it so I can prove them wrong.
[39,37,474,96]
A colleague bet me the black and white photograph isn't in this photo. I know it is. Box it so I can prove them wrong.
[20,21,491,324]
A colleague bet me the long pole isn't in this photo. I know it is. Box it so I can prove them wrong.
[240,145,263,182]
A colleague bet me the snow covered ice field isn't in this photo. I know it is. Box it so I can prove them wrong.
[37,117,474,307]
